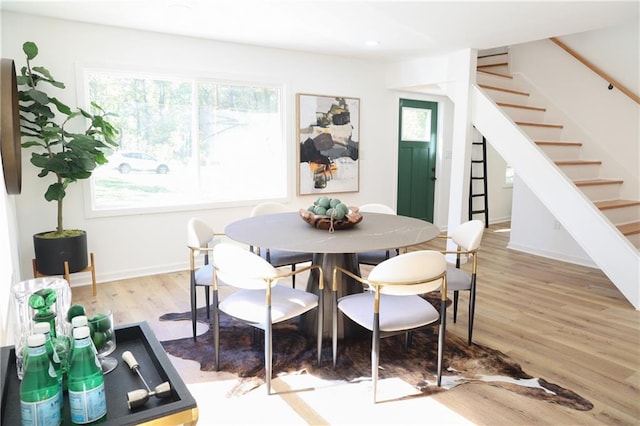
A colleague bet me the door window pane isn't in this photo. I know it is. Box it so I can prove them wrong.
[400,107,431,142]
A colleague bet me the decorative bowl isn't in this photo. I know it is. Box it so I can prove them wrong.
[299,206,362,231]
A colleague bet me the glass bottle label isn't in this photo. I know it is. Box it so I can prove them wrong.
[68,382,107,424]
[20,392,61,426]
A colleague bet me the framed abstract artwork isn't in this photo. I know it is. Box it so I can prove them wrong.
[296,93,360,195]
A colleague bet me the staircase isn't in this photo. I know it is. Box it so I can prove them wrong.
[476,51,640,249]
[471,50,640,309]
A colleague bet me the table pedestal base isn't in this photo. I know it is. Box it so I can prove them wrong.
[301,252,364,340]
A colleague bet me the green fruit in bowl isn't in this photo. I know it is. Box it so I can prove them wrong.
[335,203,349,214]
[67,304,86,322]
[332,209,346,220]
[91,331,107,351]
[313,206,327,216]
[307,205,315,212]
[329,198,341,208]
[90,313,111,333]
[326,208,334,218]
[316,197,330,209]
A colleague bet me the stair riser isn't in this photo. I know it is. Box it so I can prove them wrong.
[624,233,640,249]
[557,164,601,180]
[518,125,563,140]
[577,184,622,202]
[477,54,509,67]
[536,144,582,160]
[600,205,640,225]
[477,72,515,88]
[482,88,530,105]
[500,107,546,123]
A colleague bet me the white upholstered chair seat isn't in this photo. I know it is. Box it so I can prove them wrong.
[338,292,439,332]
[357,250,397,265]
[194,264,213,285]
[445,266,472,291]
[220,285,318,328]
[259,249,313,267]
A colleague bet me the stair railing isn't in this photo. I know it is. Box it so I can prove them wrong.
[550,37,640,105]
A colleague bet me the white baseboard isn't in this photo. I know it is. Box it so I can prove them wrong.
[506,241,597,269]
[67,261,188,288]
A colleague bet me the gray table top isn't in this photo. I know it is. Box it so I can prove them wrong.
[225,212,440,254]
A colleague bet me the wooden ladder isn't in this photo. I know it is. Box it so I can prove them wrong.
[469,134,489,228]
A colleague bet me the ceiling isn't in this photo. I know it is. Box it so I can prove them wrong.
[2,1,638,62]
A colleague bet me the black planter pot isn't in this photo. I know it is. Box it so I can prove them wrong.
[33,231,89,275]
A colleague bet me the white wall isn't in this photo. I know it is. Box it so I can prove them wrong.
[0,155,22,346]
[559,21,639,96]
[1,12,431,288]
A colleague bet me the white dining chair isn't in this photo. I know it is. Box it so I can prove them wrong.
[439,220,484,345]
[332,249,447,403]
[187,217,225,340]
[250,202,313,288]
[212,243,324,395]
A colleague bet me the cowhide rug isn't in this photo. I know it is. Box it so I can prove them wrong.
[159,306,592,411]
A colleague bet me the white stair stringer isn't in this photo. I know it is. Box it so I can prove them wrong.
[471,85,640,310]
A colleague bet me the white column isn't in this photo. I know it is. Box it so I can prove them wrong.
[443,49,476,250]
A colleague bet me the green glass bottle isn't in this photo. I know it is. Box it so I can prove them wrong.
[68,326,107,424]
[29,288,58,339]
[20,333,62,426]
[33,322,63,414]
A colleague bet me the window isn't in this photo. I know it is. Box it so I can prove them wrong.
[85,70,286,214]
[505,164,514,186]
[400,106,431,142]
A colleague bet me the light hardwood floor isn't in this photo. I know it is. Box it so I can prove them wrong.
[71,222,640,425]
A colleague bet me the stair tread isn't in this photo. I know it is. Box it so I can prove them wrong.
[535,141,583,147]
[477,62,508,68]
[478,52,508,59]
[555,160,602,165]
[477,69,513,79]
[574,178,624,186]
[595,199,640,210]
[617,222,640,236]
[497,102,545,111]
[516,121,563,129]
[478,83,529,96]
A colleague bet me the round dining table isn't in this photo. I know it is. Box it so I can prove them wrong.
[225,211,440,339]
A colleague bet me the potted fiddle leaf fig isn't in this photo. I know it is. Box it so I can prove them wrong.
[18,41,119,275]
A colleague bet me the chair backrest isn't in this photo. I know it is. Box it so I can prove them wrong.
[250,201,290,217]
[359,203,396,215]
[213,243,278,289]
[367,250,446,296]
[187,218,215,248]
[451,220,484,251]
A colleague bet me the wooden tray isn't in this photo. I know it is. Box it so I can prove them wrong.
[1,321,197,425]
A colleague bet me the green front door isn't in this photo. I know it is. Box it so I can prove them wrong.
[397,99,438,222]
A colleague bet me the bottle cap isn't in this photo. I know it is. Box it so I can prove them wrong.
[33,322,51,334]
[28,333,46,347]
[73,326,91,340]
[72,315,88,328]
